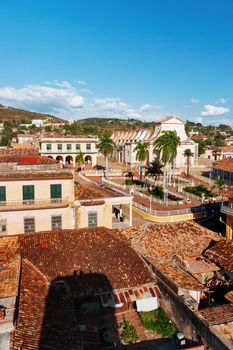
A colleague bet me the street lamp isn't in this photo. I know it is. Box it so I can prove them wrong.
[164,188,168,206]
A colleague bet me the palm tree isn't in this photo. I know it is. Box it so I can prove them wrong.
[134,141,148,181]
[98,133,116,177]
[183,148,194,177]
[154,130,181,186]
[75,151,84,168]
[215,179,225,194]
[145,158,163,184]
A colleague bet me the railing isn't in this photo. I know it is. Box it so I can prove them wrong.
[102,178,186,205]
[133,201,205,217]
[221,204,233,216]
[0,198,69,210]
[81,169,122,176]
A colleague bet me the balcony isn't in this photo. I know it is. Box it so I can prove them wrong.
[0,198,69,211]
[221,204,233,217]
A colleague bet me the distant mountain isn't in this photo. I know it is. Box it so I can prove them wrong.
[0,104,66,123]
[75,117,155,131]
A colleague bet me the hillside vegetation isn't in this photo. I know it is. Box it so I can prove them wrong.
[0,104,65,123]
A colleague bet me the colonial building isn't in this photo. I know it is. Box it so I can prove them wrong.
[111,116,198,169]
[40,133,99,166]
[221,190,233,240]
[0,155,74,235]
[212,158,233,184]
[74,182,133,229]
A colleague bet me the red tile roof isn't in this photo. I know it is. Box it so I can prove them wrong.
[204,240,233,272]
[75,183,118,200]
[13,259,101,350]
[199,304,233,325]
[0,147,38,156]
[0,236,20,298]
[19,228,153,293]
[18,155,56,165]
[213,158,233,172]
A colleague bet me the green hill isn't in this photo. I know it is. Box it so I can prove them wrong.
[0,104,66,123]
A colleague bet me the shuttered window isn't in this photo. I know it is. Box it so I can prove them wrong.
[88,211,97,227]
[0,187,6,202]
[50,184,62,199]
[24,217,35,233]
[23,185,35,200]
[51,215,62,230]
[0,219,7,235]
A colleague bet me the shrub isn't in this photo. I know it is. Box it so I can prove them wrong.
[139,308,177,338]
[184,184,216,198]
[150,185,164,199]
[118,320,139,344]
[124,179,135,186]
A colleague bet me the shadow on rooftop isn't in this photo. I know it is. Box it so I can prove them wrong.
[38,271,175,350]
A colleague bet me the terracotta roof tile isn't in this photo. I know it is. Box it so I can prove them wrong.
[19,228,153,293]
[120,222,220,291]
[199,304,233,325]
[75,183,118,200]
[213,158,233,172]
[204,240,233,272]
[0,236,20,298]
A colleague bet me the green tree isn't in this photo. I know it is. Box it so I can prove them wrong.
[194,139,206,156]
[183,149,194,177]
[134,141,148,181]
[98,132,115,177]
[44,125,52,132]
[154,130,181,185]
[215,179,225,194]
[145,158,163,184]
[75,151,84,167]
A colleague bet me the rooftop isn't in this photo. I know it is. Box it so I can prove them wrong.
[204,240,233,272]
[0,236,20,298]
[19,227,153,293]
[199,304,233,326]
[12,227,156,349]
[75,182,121,200]
[120,222,220,291]
[213,158,233,172]
[0,147,38,156]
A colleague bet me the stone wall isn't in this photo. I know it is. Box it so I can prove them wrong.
[157,277,233,350]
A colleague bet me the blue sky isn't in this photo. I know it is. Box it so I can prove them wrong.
[0,0,233,125]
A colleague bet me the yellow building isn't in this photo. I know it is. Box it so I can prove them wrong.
[40,134,99,166]
[221,191,233,240]
[74,183,132,229]
[0,155,74,235]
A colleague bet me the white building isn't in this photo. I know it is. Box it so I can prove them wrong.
[112,116,198,169]
[39,134,99,166]
[31,119,44,127]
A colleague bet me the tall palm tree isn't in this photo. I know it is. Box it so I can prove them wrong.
[145,158,163,184]
[75,151,84,167]
[215,179,225,194]
[134,141,148,181]
[154,130,181,187]
[98,133,116,177]
[183,148,194,177]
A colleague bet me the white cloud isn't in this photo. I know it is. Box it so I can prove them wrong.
[215,98,228,104]
[200,104,230,116]
[76,80,87,86]
[140,104,162,112]
[0,81,163,121]
[0,83,84,117]
[190,98,199,104]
